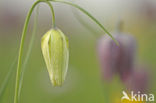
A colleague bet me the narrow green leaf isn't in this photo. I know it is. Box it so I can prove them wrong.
[72,9,100,37]
[0,5,39,103]
[49,0,119,45]
[0,57,17,101]
[18,6,39,98]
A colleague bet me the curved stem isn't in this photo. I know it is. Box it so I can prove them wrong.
[14,1,40,103]
[18,5,39,98]
[48,0,119,45]
[45,0,56,27]
[14,1,56,103]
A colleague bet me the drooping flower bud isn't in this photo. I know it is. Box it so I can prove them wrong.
[41,28,69,86]
[97,33,136,81]
[123,65,150,93]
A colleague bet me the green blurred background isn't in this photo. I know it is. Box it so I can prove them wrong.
[0,0,156,103]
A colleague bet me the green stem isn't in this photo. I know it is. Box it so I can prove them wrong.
[48,0,119,45]
[45,0,56,27]
[14,1,56,103]
[18,5,39,98]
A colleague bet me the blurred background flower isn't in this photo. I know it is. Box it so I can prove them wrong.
[123,65,151,93]
[97,31,136,81]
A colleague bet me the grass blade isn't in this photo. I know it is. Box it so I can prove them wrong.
[18,6,39,98]
[72,9,100,37]
[0,57,17,101]
[0,6,39,103]
[49,0,119,45]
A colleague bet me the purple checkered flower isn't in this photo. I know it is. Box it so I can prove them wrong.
[97,32,136,81]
